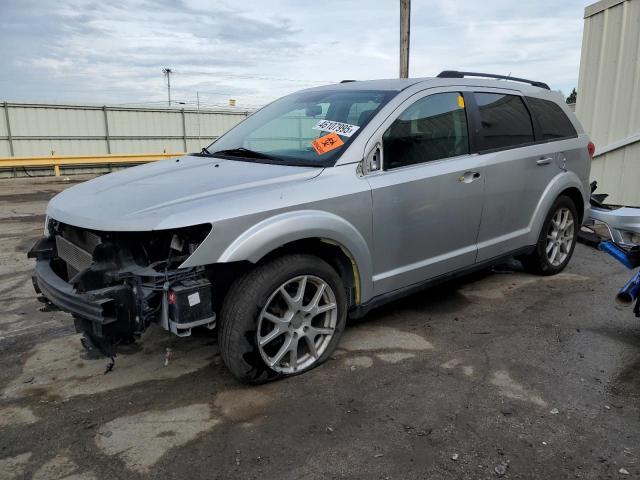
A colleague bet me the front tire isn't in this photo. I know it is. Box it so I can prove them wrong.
[218,254,347,384]
[521,195,578,275]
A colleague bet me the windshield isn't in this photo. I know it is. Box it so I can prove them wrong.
[203,89,395,167]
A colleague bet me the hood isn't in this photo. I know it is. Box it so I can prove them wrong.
[47,155,322,231]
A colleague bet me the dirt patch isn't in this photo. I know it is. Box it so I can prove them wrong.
[33,452,96,480]
[612,357,640,397]
[490,370,547,407]
[214,389,273,422]
[459,272,590,300]
[0,274,34,300]
[0,222,42,239]
[0,313,28,328]
[344,356,374,369]
[0,271,32,285]
[376,352,416,364]
[95,404,219,473]
[440,358,475,377]
[441,358,463,369]
[0,214,46,225]
[0,406,37,427]
[0,452,32,480]
[341,325,433,352]
[3,328,216,400]
[14,235,39,254]
[0,191,58,204]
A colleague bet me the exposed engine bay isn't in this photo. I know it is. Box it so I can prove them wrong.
[28,219,215,355]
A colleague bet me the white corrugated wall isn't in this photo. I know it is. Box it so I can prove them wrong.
[576,0,640,205]
[0,102,251,158]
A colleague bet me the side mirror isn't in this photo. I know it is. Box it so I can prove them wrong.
[363,143,382,174]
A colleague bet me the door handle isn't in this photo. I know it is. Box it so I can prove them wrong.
[536,156,553,166]
[458,171,481,183]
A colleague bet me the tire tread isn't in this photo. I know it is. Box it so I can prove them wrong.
[218,254,346,383]
[522,195,578,276]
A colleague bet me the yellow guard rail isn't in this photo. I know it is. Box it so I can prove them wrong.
[0,153,184,176]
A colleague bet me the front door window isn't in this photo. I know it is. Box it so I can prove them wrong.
[382,92,469,169]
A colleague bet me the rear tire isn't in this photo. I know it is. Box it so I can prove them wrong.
[218,254,347,384]
[521,195,578,276]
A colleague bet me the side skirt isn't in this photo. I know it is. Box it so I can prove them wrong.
[348,245,535,319]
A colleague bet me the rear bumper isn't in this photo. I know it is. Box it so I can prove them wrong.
[33,259,125,325]
[589,205,640,246]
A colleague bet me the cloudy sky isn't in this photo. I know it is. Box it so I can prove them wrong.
[0,0,587,108]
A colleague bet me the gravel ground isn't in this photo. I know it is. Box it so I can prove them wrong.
[0,176,639,480]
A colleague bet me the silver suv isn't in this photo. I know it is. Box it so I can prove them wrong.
[29,71,592,383]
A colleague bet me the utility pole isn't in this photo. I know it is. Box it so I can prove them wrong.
[162,68,173,106]
[399,0,410,78]
[196,91,201,147]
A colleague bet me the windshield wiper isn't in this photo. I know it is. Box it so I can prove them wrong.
[210,147,280,160]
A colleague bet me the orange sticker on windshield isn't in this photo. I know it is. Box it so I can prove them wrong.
[311,132,345,155]
[457,95,465,108]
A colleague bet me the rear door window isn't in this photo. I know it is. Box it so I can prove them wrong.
[475,93,534,151]
[526,97,577,140]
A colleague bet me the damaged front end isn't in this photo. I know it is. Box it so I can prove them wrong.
[28,219,215,353]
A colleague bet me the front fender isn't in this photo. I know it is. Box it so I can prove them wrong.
[182,210,374,303]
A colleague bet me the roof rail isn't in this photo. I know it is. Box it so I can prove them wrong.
[436,70,550,90]
[340,79,356,83]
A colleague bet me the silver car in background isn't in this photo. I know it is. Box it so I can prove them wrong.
[29,71,593,383]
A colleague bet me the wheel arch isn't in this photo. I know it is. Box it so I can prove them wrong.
[558,186,585,223]
[258,238,362,307]
[214,210,373,304]
[528,172,587,246]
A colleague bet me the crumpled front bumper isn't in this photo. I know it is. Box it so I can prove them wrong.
[29,234,136,342]
[32,259,127,325]
[29,224,216,341]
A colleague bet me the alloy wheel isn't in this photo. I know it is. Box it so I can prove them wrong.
[546,207,575,267]
[257,275,338,374]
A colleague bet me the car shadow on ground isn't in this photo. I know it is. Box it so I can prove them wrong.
[356,261,519,325]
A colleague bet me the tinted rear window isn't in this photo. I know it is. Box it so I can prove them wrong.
[475,93,534,150]
[526,97,577,140]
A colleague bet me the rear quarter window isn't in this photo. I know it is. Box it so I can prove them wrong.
[526,97,577,140]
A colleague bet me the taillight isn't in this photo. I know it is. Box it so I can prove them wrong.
[167,290,177,305]
[587,141,595,160]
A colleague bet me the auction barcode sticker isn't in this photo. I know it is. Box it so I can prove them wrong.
[312,120,360,137]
